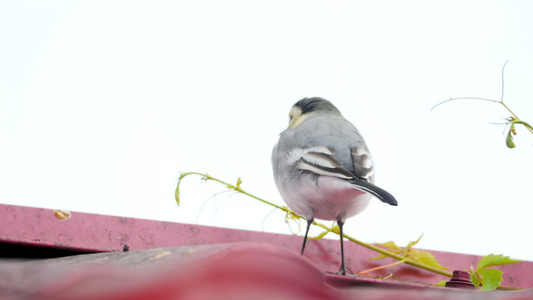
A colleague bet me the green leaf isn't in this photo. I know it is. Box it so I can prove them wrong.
[477,254,521,270]
[377,240,401,250]
[509,122,517,135]
[506,130,516,148]
[330,225,340,235]
[470,270,482,288]
[478,268,503,291]
[434,280,447,287]
[370,253,391,261]
[410,249,448,270]
[370,241,401,260]
[405,234,424,251]
[236,177,243,188]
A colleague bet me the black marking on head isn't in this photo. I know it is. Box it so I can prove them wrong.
[294,97,341,115]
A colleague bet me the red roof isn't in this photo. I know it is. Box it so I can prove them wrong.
[1,204,532,299]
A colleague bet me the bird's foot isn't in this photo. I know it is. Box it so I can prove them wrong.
[326,265,349,276]
[336,268,347,276]
[337,263,348,275]
[326,270,365,278]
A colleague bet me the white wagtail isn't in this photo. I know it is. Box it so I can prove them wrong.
[272,97,397,275]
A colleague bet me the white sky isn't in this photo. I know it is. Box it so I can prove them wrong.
[2,1,533,261]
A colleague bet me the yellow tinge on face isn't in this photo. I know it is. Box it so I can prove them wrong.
[288,106,307,129]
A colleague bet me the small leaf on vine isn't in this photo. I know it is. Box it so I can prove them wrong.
[330,224,340,235]
[471,266,482,287]
[372,235,447,270]
[434,280,447,287]
[405,234,424,252]
[478,268,503,291]
[409,249,447,270]
[470,254,520,291]
[371,241,401,260]
[378,241,401,251]
[477,254,521,269]
[506,131,516,148]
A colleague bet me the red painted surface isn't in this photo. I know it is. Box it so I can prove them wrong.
[2,243,533,300]
[1,203,533,299]
[1,243,338,300]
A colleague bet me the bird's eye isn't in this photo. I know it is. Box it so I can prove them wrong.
[289,114,293,121]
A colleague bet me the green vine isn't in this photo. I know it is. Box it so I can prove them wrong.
[175,172,521,290]
[432,61,533,148]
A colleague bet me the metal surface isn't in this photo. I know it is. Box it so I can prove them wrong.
[1,243,533,300]
[1,203,533,292]
[445,270,476,289]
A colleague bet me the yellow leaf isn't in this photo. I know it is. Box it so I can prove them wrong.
[377,241,401,250]
[434,280,447,287]
[54,210,72,220]
[370,253,390,261]
[410,249,448,270]
[330,225,340,234]
[405,234,424,250]
[371,241,402,260]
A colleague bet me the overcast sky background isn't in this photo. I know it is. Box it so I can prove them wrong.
[2,1,533,261]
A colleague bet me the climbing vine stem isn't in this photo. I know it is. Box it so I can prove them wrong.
[175,172,521,290]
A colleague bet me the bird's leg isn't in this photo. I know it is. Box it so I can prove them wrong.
[336,219,348,275]
[300,218,313,255]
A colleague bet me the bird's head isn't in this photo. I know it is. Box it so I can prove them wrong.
[288,97,341,129]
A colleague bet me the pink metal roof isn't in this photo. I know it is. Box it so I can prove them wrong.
[1,203,532,299]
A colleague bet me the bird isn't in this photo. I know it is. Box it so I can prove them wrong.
[271,97,397,275]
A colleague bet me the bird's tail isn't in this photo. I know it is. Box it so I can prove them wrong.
[349,178,398,206]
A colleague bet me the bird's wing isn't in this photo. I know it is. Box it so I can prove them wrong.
[287,146,354,179]
[286,145,398,207]
[350,146,374,181]
[349,146,397,205]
